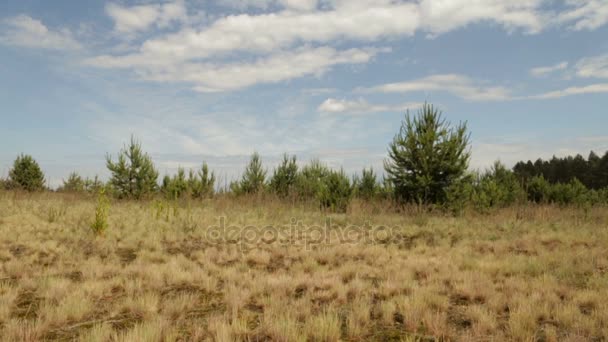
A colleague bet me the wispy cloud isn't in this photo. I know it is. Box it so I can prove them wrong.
[318,98,421,114]
[0,15,81,50]
[87,47,387,92]
[529,83,608,99]
[530,61,568,77]
[575,54,608,79]
[361,74,512,102]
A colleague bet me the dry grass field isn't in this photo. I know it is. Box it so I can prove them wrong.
[0,191,607,341]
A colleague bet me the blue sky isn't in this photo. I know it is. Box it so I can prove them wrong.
[1,0,608,187]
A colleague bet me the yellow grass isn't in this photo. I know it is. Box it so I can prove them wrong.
[0,190,607,341]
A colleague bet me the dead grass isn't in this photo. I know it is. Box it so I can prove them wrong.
[0,191,607,341]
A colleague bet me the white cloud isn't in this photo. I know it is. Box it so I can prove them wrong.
[529,83,608,99]
[318,98,421,114]
[557,0,608,31]
[105,0,187,34]
[87,46,385,92]
[575,54,608,79]
[362,74,512,101]
[0,15,81,50]
[530,61,568,77]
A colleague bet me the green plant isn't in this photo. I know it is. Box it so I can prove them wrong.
[354,167,379,200]
[385,103,470,205]
[233,152,267,195]
[91,189,109,236]
[59,172,85,193]
[269,154,298,197]
[8,154,46,192]
[318,169,353,212]
[106,136,159,199]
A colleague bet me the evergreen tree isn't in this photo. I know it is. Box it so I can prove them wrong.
[269,154,298,197]
[59,172,85,192]
[234,152,267,194]
[8,154,46,191]
[385,103,470,204]
[106,137,159,199]
[356,167,379,200]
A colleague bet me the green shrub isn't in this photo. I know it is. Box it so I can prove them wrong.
[549,179,588,206]
[385,103,470,205]
[232,152,267,195]
[190,162,215,198]
[527,175,551,203]
[294,159,331,200]
[106,136,159,200]
[58,172,85,193]
[91,190,110,236]
[8,154,46,191]
[354,167,379,200]
[318,169,352,212]
[269,154,298,197]
[444,174,475,215]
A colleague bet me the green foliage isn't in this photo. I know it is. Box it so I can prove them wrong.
[294,159,331,200]
[162,167,188,200]
[527,175,551,203]
[233,152,267,195]
[514,151,608,190]
[472,161,526,210]
[191,162,215,198]
[91,189,109,236]
[269,154,298,197]
[549,178,588,206]
[385,103,470,205]
[59,172,85,193]
[318,169,353,212]
[8,154,46,192]
[444,174,475,215]
[106,136,159,200]
[354,167,380,200]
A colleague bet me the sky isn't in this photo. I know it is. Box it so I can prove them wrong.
[1,0,608,187]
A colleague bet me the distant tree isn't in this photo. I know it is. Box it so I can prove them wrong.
[8,154,46,191]
[161,167,188,199]
[233,152,267,194]
[189,162,215,198]
[385,103,471,205]
[294,159,331,200]
[269,154,298,197]
[318,169,353,212]
[355,167,379,200]
[59,172,85,193]
[106,137,159,199]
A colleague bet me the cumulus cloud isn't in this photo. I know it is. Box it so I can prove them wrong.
[106,0,187,34]
[361,74,512,101]
[318,98,421,114]
[530,61,568,77]
[0,15,81,50]
[87,46,386,92]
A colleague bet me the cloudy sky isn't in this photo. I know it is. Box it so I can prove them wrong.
[1,0,608,187]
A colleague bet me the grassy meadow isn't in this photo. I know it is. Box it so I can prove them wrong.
[0,191,607,341]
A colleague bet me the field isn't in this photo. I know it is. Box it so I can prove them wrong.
[0,191,607,341]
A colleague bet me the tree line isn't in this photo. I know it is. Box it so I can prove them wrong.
[2,103,607,213]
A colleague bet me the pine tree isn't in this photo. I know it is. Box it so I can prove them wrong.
[356,167,379,200]
[234,152,266,194]
[385,103,470,204]
[59,171,85,192]
[8,154,46,191]
[269,154,298,197]
[106,136,159,199]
